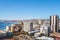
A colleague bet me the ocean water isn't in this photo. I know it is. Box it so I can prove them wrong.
[0,22,18,30]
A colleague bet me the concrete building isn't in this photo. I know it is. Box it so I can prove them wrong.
[6,26,9,32]
[23,21,34,32]
[38,20,43,25]
[6,26,13,32]
[50,15,59,33]
[43,19,50,26]
[40,25,50,36]
[0,30,6,35]
[0,30,6,39]
[34,32,41,38]
[33,22,38,28]
[11,24,23,32]
[35,36,54,40]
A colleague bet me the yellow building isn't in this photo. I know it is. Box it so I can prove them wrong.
[38,20,43,25]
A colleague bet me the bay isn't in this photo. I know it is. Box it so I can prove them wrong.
[0,22,18,30]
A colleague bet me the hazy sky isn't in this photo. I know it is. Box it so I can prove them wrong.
[0,0,60,20]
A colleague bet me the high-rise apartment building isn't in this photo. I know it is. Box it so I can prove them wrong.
[50,15,59,33]
[23,21,34,32]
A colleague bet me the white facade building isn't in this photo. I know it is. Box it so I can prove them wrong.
[6,26,9,32]
[35,36,54,40]
[0,30,6,37]
[50,15,59,33]
[40,25,50,36]
[23,22,34,32]
[6,25,13,32]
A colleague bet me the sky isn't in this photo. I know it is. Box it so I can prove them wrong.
[0,0,60,20]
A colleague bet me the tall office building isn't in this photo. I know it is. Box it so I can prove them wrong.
[50,15,59,33]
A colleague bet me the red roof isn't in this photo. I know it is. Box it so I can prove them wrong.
[50,32,60,38]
